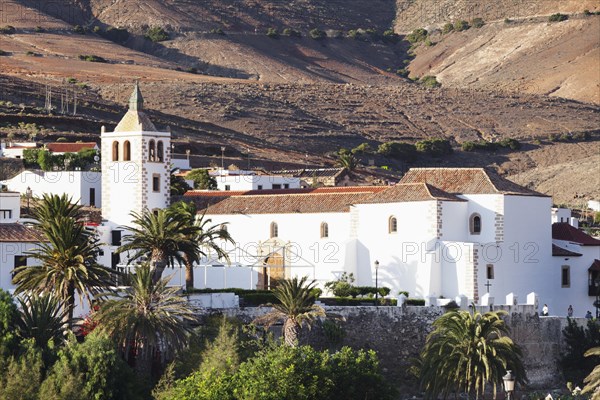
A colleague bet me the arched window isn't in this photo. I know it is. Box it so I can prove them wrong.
[320,222,329,238]
[148,140,155,162]
[270,222,278,238]
[157,141,164,162]
[123,140,131,161]
[112,141,119,161]
[388,216,397,233]
[470,213,482,234]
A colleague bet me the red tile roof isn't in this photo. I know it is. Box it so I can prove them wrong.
[400,168,545,196]
[185,184,462,215]
[0,224,42,242]
[552,244,582,257]
[46,142,97,153]
[552,223,600,246]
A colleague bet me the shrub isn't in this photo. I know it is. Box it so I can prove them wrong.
[0,339,44,400]
[145,26,169,42]
[365,28,380,41]
[396,68,409,77]
[593,212,600,225]
[282,28,301,37]
[0,25,16,34]
[406,298,425,306]
[309,28,326,40]
[549,13,569,22]
[92,26,101,33]
[266,27,279,38]
[504,18,512,24]
[462,140,498,152]
[498,138,522,150]
[406,28,428,44]
[583,9,592,16]
[209,27,225,35]
[102,26,129,43]
[25,51,36,56]
[420,75,441,88]
[78,54,107,63]
[66,77,77,84]
[72,25,85,34]
[442,23,454,34]
[351,142,372,155]
[415,138,453,156]
[472,18,485,28]
[560,318,600,386]
[347,29,361,39]
[377,141,417,161]
[34,26,45,32]
[319,298,398,306]
[382,29,400,43]
[187,168,217,189]
[454,20,470,31]
[424,38,434,46]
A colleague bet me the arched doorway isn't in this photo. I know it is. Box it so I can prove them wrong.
[258,252,285,290]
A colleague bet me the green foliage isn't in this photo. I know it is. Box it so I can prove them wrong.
[170,173,191,195]
[0,339,44,400]
[319,297,397,306]
[72,25,85,34]
[472,18,485,28]
[78,54,107,63]
[583,10,592,16]
[26,51,36,56]
[461,139,521,152]
[549,13,569,22]
[560,318,600,386]
[0,289,19,357]
[351,142,371,155]
[419,309,527,398]
[415,138,453,156]
[406,298,426,306]
[336,152,358,171]
[347,29,361,39]
[0,25,16,34]
[594,212,600,225]
[266,28,279,38]
[281,28,301,37]
[145,26,169,42]
[322,319,345,345]
[396,68,409,77]
[420,75,441,88]
[15,294,67,351]
[406,28,428,44]
[309,28,326,40]
[454,20,470,31]
[324,272,355,297]
[504,18,512,24]
[442,23,454,34]
[209,28,225,35]
[499,138,522,150]
[377,141,417,161]
[382,29,400,43]
[187,168,217,190]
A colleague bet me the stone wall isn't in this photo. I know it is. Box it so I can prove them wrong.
[203,304,584,391]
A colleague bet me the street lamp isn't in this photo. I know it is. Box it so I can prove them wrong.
[221,146,226,171]
[25,186,32,213]
[374,260,380,306]
[503,370,515,400]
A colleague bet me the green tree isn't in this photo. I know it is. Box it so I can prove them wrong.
[0,289,19,357]
[118,208,200,283]
[415,138,452,156]
[187,168,217,190]
[377,141,417,161]
[254,276,325,347]
[13,194,114,328]
[171,172,191,195]
[16,293,67,350]
[336,152,358,171]
[560,318,600,385]
[583,347,600,400]
[406,28,428,44]
[94,265,198,378]
[0,339,44,400]
[419,308,526,399]
[169,201,234,291]
[145,26,169,42]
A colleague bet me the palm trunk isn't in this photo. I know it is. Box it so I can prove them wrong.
[66,283,75,330]
[150,251,167,284]
[283,319,300,347]
[183,253,194,291]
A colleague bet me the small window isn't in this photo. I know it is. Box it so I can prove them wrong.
[14,255,27,268]
[111,230,122,246]
[388,216,397,233]
[123,140,131,161]
[257,185,263,190]
[152,174,160,192]
[112,141,119,161]
[562,266,570,288]
[0,209,12,220]
[157,141,164,162]
[270,222,278,238]
[470,213,482,234]
[148,140,156,161]
[320,222,329,238]
[284,184,289,189]
[272,184,282,190]
[486,264,494,280]
[89,188,96,207]
[225,185,231,191]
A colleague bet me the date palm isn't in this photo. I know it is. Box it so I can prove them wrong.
[13,194,113,328]
[419,308,527,399]
[253,276,325,347]
[94,264,198,377]
[583,347,600,400]
[170,201,234,291]
[118,208,200,283]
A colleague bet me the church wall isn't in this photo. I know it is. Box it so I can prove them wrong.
[439,201,468,242]
[461,193,502,244]
[440,241,476,299]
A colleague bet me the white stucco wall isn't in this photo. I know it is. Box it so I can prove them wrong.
[0,192,21,222]
[0,242,37,291]
[214,175,300,191]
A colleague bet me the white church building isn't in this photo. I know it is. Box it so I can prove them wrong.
[1,84,599,317]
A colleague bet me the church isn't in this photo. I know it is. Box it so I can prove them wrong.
[1,84,599,317]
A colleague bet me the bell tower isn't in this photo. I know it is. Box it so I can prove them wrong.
[101,82,171,228]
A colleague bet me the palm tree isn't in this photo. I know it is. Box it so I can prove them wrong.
[118,208,199,283]
[170,201,234,291]
[336,152,358,172]
[16,293,67,348]
[13,194,113,328]
[94,264,198,377]
[583,347,600,400]
[419,308,527,399]
[253,276,325,347]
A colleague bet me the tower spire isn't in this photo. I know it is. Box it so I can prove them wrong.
[128,81,143,111]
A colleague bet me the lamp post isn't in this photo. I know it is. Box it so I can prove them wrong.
[25,186,32,214]
[503,370,515,400]
[221,146,226,171]
[374,260,380,306]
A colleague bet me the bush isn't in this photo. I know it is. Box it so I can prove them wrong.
[377,141,417,161]
[72,25,85,34]
[498,138,521,150]
[25,51,36,56]
[560,318,600,386]
[266,27,279,38]
[382,29,400,43]
[420,75,441,88]
[415,138,453,156]
[406,28,428,44]
[0,339,44,400]
[472,18,485,28]
[34,26,45,32]
[319,297,397,306]
[187,168,217,189]
[351,142,372,155]
[583,10,592,16]
[347,29,361,39]
[66,77,77,84]
[594,212,600,225]
[0,25,16,34]
[406,298,426,306]
[209,27,225,35]
[454,20,470,31]
[396,68,409,77]
[145,26,169,42]
[102,26,129,43]
[309,28,326,40]
[549,13,569,22]
[442,23,454,34]
[78,54,107,63]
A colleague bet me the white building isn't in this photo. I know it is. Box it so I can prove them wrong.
[551,207,578,228]
[211,169,301,191]
[0,142,37,159]
[45,142,98,155]
[1,170,101,207]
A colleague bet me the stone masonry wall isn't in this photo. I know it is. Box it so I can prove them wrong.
[204,304,580,391]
